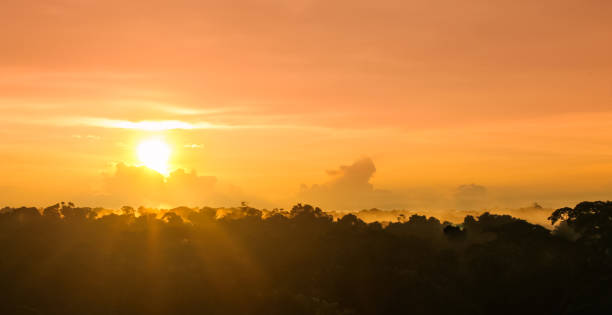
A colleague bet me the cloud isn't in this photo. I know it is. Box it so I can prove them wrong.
[297,158,398,210]
[1,113,334,132]
[294,160,519,213]
[71,134,101,140]
[93,163,251,208]
[454,184,489,210]
[151,104,242,116]
[184,144,203,149]
[74,118,229,131]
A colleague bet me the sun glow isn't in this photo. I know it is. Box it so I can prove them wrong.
[137,138,171,175]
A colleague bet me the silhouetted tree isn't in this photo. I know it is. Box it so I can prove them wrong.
[443,225,466,242]
[549,201,612,248]
[0,201,610,314]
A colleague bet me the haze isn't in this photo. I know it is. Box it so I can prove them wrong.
[1,0,611,211]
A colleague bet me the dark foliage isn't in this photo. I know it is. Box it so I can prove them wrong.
[0,201,611,314]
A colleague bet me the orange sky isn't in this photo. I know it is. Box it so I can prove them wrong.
[1,0,611,211]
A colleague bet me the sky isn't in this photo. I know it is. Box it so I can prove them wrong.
[1,0,611,211]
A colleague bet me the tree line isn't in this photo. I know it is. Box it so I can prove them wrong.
[0,201,611,314]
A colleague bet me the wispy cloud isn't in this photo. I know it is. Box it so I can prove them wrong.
[0,71,147,84]
[62,116,336,132]
[108,100,241,116]
[1,111,376,134]
[154,104,240,116]
[72,134,101,140]
[184,144,204,149]
[64,118,236,131]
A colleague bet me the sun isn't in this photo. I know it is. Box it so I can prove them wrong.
[137,138,171,175]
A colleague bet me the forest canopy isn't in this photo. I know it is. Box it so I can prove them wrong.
[1,201,611,314]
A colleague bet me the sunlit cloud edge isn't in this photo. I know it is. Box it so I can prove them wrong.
[71,118,235,131]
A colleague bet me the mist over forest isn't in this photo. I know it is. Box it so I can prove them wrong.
[3,0,612,314]
[1,201,610,314]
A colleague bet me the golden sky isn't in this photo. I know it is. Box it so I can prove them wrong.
[1,0,611,211]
